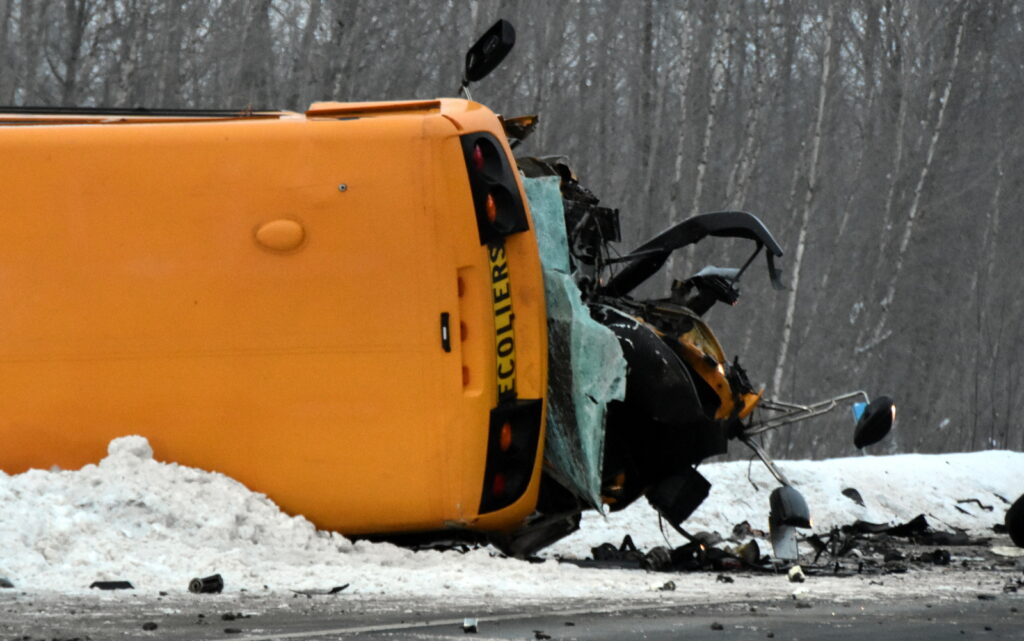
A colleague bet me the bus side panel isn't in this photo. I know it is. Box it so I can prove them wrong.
[0,116,458,533]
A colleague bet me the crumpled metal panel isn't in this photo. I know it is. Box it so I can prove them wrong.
[523,175,626,509]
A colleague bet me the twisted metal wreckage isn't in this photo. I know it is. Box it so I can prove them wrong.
[464,20,896,558]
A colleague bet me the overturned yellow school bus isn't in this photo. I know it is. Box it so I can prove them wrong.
[0,96,548,536]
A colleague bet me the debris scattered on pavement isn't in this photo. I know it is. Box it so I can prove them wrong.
[290,584,350,596]
[913,549,951,565]
[89,580,134,590]
[189,574,224,594]
[732,521,766,539]
[787,566,806,583]
[842,488,865,507]
[580,534,768,573]
[732,539,761,565]
[956,498,994,512]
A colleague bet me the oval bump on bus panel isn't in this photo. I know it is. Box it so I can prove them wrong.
[255,219,305,251]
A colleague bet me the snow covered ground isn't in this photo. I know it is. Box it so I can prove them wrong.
[0,436,1021,603]
[550,449,1024,555]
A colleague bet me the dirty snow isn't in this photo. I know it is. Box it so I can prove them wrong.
[550,450,1024,555]
[0,436,1020,601]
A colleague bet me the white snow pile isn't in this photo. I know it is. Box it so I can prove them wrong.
[0,436,1021,598]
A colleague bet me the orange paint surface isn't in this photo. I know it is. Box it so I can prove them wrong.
[0,99,547,535]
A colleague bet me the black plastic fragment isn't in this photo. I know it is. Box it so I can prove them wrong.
[884,514,929,537]
[90,580,134,590]
[290,584,350,596]
[645,467,711,527]
[841,488,865,507]
[849,514,928,537]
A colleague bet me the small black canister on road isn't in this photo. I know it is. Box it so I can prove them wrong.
[189,573,224,594]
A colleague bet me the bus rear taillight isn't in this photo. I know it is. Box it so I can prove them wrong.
[479,399,542,514]
[460,132,529,244]
[471,143,486,172]
[499,421,513,452]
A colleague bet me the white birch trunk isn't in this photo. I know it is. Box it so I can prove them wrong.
[689,4,732,218]
[868,5,968,346]
[726,55,764,209]
[770,5,836,401]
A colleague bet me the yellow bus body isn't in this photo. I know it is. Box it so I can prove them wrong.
[0,98,547,535]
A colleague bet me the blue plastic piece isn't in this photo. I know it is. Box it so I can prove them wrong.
[852,401,867,422]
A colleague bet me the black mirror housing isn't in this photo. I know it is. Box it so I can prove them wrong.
[854,396,895,449]
[464,19,516,84]
[769,485,811,529]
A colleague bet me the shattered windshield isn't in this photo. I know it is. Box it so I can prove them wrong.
[523,176,626,509]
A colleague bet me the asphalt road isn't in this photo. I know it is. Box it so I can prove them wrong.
[3,592,1021,641]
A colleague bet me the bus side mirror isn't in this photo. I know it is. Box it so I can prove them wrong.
[853,396,895,448]
[464,19,516,84]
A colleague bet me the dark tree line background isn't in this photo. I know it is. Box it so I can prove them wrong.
[2,0,1021,457]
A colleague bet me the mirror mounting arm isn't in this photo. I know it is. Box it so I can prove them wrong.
[743,391,870,436]
[739,435,792,487]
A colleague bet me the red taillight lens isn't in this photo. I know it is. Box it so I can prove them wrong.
[472,143,485,171]
[499,422,513,452]
[492,473,507,496]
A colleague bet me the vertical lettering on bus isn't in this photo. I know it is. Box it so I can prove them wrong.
[488,242,516,402]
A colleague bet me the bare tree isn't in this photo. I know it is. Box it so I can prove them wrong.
[770,4,838,404]
[0,0,1020,456]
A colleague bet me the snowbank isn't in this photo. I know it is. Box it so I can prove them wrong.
[0,437,665,597]
[0,437,1020,597]
[550,451,1024,555]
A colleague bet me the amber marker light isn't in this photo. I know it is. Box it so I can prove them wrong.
[485,193,498,223]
